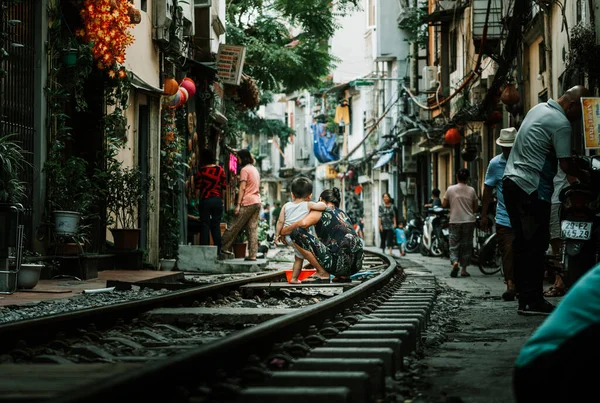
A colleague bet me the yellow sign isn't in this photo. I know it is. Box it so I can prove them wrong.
[581,97,600,149]
[316,165,338,180]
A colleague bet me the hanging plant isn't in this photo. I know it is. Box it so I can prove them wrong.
[76,0,135,74]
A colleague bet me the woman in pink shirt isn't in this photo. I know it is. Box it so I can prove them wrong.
[221,149,262,260]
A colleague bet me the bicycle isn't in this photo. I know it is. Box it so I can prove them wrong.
[473,215,503,276]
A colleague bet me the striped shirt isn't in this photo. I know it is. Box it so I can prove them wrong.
[195,165,226,200]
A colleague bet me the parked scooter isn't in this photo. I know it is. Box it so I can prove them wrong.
[558,155,600,287]
[420,207,449,257]
[404,215,423,253]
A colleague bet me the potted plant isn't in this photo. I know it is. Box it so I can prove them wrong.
[43,156,95,236]
[106,161,154,250]
[232,230,248,259]
[0,134,28,206]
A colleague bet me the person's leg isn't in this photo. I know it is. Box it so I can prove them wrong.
[503,179,527,306]
[459,223,475,275]
[289,227,331,279]
[207,197,224,253]
[245,204,261,259]
[496,224,516,300]
[385,229,394,254]
[290,256,303,283]
[198,199,211,245]
[380,230,385,252]
[525,199,551,304]
[448,223,461,276]
[221,205,254,253]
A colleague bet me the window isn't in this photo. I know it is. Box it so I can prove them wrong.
[577,0,582,23]
[368,0,376,27]
[141,0,147,12]
[539,41,546,74]
[449,30,457,72]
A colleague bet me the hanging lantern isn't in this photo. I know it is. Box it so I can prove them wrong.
[180,77,197,98]
[486,110,503,125]
[128,6,142,24]
[175,87,189,108]
[354,185,363,195]
[163,78,179,96]
[165,91,181,108]
[501,83,520,106]
[461,145,478,162]
[444,128,461,145]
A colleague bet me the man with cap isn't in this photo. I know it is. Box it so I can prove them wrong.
[502,85,590,316]
[481,127,517,301]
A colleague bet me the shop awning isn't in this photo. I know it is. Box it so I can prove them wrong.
[373,151,395,169]
[131,72,163,95]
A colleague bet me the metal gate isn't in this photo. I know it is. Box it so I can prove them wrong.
[0,1,36,248]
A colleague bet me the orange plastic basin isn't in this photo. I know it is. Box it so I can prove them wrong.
[284,269,316,282]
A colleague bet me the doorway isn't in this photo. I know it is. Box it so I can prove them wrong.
[138,105,149,249]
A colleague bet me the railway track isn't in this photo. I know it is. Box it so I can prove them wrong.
[0,251,436,402]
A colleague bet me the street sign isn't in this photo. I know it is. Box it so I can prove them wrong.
[581,97,600,149]
[350,79,375,87]
[216,44,246,86]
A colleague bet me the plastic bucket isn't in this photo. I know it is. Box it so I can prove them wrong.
[284,268,316,282]
[54,211,81,236]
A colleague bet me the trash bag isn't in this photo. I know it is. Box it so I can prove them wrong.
[312,122,339,163]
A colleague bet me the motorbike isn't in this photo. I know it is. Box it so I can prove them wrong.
[557,155,600,287]
[420,207,450,257]
[404,215,423,253]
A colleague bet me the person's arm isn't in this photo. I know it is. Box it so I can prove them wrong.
[442,191,449,208]
[473,190,480,213]
[274,206,286,242]
[307,201,327,211]
[481,184,494,229]
[281,210,323,236]
[555,127,589,181]
[378,205,383,232]
[393,207,397,228]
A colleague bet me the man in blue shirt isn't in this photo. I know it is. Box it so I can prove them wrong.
[514,262,600,402]
[502,85,590,315]
[481,127,517,301]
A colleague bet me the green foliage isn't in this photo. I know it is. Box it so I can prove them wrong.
[565,23,600,90]
[44,155,94,214]
[257,220,270,242]
[398,7,428,50]
[159,108,186,259]
[0,134,29,204]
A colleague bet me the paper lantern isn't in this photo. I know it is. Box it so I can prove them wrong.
[354,185,363,195]
[501,83,520,106]
[444,128,461,145]
[163,78,179,96]
[180,77,196,98]
[487,110,503,125]
[175,87,189,108]
[165,91,181,108]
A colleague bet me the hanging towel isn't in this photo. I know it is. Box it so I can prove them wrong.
[334,105,350,125]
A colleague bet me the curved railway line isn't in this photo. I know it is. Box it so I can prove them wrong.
[0,251,437,403]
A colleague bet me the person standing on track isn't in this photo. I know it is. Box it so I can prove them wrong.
[481,128,517,301]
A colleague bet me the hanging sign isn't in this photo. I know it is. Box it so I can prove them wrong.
[581,97,600,149]
[216,44,246,86]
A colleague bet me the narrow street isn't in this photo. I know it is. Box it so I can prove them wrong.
[395,253,560,403]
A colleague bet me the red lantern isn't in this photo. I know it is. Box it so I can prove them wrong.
[487,110,503,125]
[180,77,196,98]
[444,128,461,145]
[501,83,520,106]
[354,185,363,195]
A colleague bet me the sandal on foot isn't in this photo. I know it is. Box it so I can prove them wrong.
[461,272,471,277]
[544,287,566,297]
[244,257,257,261]
[331,276,351,283]
[502,290,516,301]
[450,262,459,278]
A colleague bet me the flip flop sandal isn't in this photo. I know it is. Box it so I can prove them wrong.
[450,263,459,278]
[544,287,566,297]
[331,277,352,283]
[460,272,471,277]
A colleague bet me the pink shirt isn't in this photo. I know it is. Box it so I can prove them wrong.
[444,183,477,224]
[240,164,261,206]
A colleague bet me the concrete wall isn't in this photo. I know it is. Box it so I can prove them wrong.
[330,4,369,84]
[127,0,160,88]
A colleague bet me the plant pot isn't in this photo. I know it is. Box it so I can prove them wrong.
[18,264,43,289]
[160,258,177,271]
[54,211,81,236]
[62,49,78,67]
[110,228,141,250]
[232,242,247,259]
[56,242,82,256]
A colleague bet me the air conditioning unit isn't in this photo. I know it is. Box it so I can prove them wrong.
[178,0,195,36]
[194,0,211,7]
[153,0,174,44]
[420,66,437,92]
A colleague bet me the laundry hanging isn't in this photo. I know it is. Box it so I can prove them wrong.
[334,105,350,125]
[311,122,339,163]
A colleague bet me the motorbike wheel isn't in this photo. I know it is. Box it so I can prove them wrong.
[430,235,444,257]
[405,230,422,253]
[478,233,502,275]
[419,239,430,256]
[435,228,449,257]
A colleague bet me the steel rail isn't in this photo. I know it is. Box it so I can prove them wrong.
[52,251,397,403]
[0,270,284,351]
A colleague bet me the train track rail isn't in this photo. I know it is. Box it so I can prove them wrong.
[0,251,436,403]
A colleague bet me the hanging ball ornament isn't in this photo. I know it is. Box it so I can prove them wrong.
[486,110,503,125]
[165,91,181,108]
[176,87,189,108]
[180,77,196,98]
[501,83,521,106]
[163,77,179,96]
[444,128,461,145]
